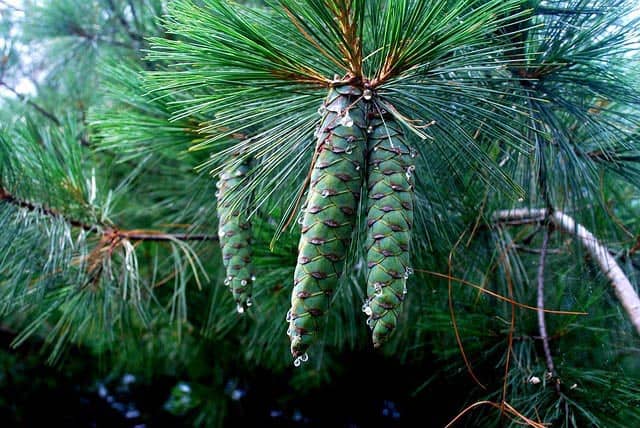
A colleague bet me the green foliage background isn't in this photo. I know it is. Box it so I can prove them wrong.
[1,0,639,426]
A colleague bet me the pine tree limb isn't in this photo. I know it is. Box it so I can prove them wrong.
[494,208,640,336]
[536,225,560,393]
[0,81,61,126]
[0,186,218,242]
[0,186,95,231]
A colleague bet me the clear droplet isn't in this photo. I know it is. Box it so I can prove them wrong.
[246,298,253,307]
[251,275,256,281]
[293,357,302,367]
[367,126,374,134]
[345,146,353,155]
[215,191,220,198]
[237,305,245,314]
[300,353,309,362]
[355,164,361,171]
[287,328,292,337]
[218,230,225,237]
[363,89,373,101]
[224,278,231,286]
[518,197,524,202]
[374,282,383,294]
[317,104,326,115]
[286,309,292,322]
[403,284,408,295]
[405,165,415,180]
[215,181,222,189]
[365,306,373,316]
[366,318,375,328]
[410,149,418,158]
[241,279,248,286]
[340,111,354,127]
[406,267,414,276]
[321,189,330,198]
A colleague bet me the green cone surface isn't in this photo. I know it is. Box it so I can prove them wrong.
[363,111,415,348]
[217,156,254,313]
[288,85,367,359]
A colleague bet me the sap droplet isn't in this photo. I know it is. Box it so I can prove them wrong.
[374,282,383,294]
[405,165,415,180]
[237,305,245,314]
[363,89,373,101]
[241,279,248,286]
[340,111,354,127]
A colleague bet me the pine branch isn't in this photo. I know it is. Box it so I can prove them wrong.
[494,208,640,336]
[0,186,94,231]
[536,225,560,393]
[0,186,218,242]
[0,81,62,126]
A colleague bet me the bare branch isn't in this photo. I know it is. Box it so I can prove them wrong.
[494,208,640,336]
[536,226,560,393]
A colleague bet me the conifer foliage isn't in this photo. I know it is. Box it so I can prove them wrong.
[1,0,640,426]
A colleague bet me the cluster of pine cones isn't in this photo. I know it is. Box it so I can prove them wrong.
[217,83,416,366]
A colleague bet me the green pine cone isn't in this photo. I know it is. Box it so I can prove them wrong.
[217,156,254,313]
[288,84,367,361]
[363,110,415,348]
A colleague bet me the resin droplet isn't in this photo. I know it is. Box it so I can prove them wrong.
[340,111,354,127]
[363,89,373,101]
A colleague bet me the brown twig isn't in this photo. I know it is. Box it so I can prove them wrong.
[0,81,62,126]
[1,186,218,242]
